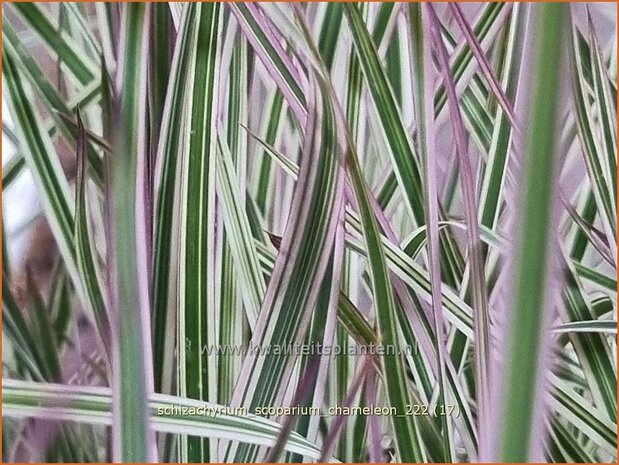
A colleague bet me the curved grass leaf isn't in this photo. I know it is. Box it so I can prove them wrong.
[2,3,616,463]
[226,74,344,463]
[229,2,307,125]
[344,124,425,463]
[216,136,265,327]
[426,3,493,451]
[1,379,328,461]
[570,24,617,261]
[2,52,85,313]
[74,112,111,367]
[553,320,617,334]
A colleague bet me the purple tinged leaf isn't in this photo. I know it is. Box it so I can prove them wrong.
[228,2,308,126]
[448,3,521,132]
[264,354,322,463]
[425,2,493,453]
[305,214,346,443]
[225,71,345,462]
[319,357,373,462]
[365,370,383,463]
[409,3,454,460]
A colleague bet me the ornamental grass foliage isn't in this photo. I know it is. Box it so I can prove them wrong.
[1,2,617,463]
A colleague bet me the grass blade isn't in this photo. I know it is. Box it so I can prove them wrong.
[494,4,567,461]
[107,4,156,460]
[74,111,111,368]
[408,4,453,460]
[176,3,223,461]
[227,74,344,462]
[426,3,493,451]
[9,2,97,85]
[1,379,327,461]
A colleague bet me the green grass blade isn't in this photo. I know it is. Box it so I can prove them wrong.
[345,129,424,462]
[2,52,86,310]
[107,4,156,461]
[229,2,307,124]
[9,2,97,85]
[570,24,617,258]
[561,257,617,422]
[3,23,105,184]
[344,2,424,224]
[1,379,327,461]
[176,3,223,461]
[152,3,200,394]
[587,15,617,226]
[550,374,617,455]
[1,153,25,191]
[553,320,617,334]
[218,25,250,406]
[478,4,527,231]
[227,74,344,463]
[495,4,567,461]
[216,136,265,328]
[74,112,111,367]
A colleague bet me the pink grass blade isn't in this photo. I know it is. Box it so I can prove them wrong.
[448,3,520,132]
[425,2,493,453]
[408,3,454,460]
